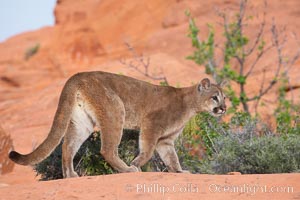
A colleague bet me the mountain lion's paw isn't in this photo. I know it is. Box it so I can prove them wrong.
[127,165,139,172]
[177,170,191,174]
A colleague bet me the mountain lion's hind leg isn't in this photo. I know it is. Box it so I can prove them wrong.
[62,106,94,178]
[62,122,88,178]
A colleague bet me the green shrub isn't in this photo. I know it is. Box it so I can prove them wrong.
[177,112,300,174]
[275,76,300,135]
[175,133,203,174]
[200,133,300,174]
[175,113,225,173]
[24,43,40,60]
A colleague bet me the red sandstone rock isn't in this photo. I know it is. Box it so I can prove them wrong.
[0,125,14,175]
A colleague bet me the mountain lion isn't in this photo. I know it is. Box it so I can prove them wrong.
[9,71,227,178]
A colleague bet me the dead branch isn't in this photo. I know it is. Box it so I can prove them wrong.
[120,42,169,85]
[286,32,300,73]
[254,69,266,114]
[245,1,267,56]
[248,20,286,102]
[283,85,300,92]
[245,44,274,78]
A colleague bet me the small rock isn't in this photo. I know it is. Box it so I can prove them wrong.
[227,172,242,175]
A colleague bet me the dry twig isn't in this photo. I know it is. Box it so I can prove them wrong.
[120,42,169,85]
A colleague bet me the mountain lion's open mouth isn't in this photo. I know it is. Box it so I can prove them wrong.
[211,107,226,116]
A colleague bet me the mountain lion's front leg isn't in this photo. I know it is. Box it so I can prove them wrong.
[131,127,160,168]
[155,138,184,173]
[155,127,188,173]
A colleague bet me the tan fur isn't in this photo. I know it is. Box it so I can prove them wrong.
[9,71,226,178]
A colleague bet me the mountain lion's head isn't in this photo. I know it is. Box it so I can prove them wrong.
[197,78,227,117]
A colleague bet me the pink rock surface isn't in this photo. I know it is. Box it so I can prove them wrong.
[0,0,299,199]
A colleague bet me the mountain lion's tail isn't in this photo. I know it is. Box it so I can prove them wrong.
[9,81,76,166]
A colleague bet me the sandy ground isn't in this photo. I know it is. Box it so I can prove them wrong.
[0,172,299,200]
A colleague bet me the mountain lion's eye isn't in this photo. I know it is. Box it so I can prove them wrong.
[212,96,218,102]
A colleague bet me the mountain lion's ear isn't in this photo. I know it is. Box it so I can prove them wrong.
[219,80,228,88]
[198,78,211,92]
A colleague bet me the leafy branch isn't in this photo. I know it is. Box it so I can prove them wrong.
[187,0,300,114]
